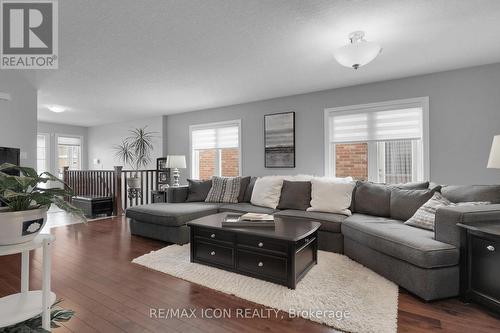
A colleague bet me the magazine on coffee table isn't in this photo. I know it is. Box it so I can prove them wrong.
[222,213,275,227]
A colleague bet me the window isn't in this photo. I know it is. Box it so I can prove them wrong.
[190,120,241,180]
[325,98,429,183]
[36,134,49,174]
[57,135,82,178]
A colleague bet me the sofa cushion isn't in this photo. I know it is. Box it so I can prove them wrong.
[353,182,391,217]
[307,178,355,215]
[342,214,459,269]
[441,185,500,203]
[238,176,251,202]
[218,203,277,214]
[205,176,241,203]
[186,179,212,202]
[243,177,257,202]
[274,210,347,233]
[277,180,311,210]
[405,192,453,231]
[390,187,440,221]
[125,203,220,227]
[250,176,284,209]
[353,181,431,217]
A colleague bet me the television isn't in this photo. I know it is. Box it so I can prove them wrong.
[0,147,20,176]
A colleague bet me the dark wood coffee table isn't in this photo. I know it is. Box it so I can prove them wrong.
[187,212,321,289]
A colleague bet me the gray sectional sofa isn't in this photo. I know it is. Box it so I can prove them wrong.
[126,178,500,301]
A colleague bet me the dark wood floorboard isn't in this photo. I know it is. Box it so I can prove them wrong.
[1,216,499,333]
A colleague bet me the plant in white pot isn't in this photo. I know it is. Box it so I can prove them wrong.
[113,127,156,189]
[0,163,86,246]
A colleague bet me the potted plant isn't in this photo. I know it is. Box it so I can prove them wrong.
[0,163,86,246]
[113,127,156,189]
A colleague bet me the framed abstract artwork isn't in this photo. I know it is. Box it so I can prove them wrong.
[264,111,295,168]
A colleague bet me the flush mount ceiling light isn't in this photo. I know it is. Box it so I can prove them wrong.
[334,31,382,70]
[47,105,66,113]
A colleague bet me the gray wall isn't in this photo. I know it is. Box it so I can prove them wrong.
[37,121,89,175]
[88,116,164,170]
[166,63,500,185]
[0,72,37,168]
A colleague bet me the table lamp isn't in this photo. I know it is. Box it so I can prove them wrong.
[487,135,500,169]
[166,155,186,187]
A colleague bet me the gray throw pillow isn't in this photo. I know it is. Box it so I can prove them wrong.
[205,176,241,203]
[243,177,257,202]
[277,181,311,211]
[353,182,392,217]
[390,187,441,221]
[186,179,212,202]
[238,176,251,202]
[405,192,452,230]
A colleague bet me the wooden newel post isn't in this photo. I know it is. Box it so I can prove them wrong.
[114,166,123,216]
[62,166,70,202]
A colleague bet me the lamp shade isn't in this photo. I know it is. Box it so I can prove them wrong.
[334,41,381,69]
[334,31,382,70]
[166,155,186,169]
[487,135,500,169]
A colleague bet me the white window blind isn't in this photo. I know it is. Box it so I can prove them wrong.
[329,107,423,143]
[192,125,239,150]
[57,136,81,145]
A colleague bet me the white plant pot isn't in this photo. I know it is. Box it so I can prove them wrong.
[127,177,142,189]
[0,207,48,245]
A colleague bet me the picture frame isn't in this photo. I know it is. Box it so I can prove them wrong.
[158,171,169,183]
[264,111,295,168]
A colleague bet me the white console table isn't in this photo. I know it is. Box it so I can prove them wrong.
[0,234,56,331]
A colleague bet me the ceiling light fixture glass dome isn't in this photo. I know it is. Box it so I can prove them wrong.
[334,31,382,70]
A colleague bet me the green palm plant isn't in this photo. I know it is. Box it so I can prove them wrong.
[0,163,86,221]
[113,126,157,173]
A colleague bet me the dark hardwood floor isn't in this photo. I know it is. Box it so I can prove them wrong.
[1,216,499,333]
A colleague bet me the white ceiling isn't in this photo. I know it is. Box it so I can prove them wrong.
[31,0,500,127]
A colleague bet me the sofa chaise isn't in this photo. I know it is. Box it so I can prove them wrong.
[126,178,500,301]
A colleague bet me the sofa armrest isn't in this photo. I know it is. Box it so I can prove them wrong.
[434,204,500,247]
[166,186,189,203]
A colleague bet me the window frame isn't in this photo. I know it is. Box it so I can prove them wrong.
[324,97,430,181]
[55,133,84,177]
[189,119,242,179]
[36,133,50,174]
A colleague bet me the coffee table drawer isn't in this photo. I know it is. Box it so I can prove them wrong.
[236,249,287,281]
[237,234,288,254]
[195,241,234,267]
[196,227,234,243]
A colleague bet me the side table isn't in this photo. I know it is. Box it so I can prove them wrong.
[458,221,500,314]
[0,234,56,331]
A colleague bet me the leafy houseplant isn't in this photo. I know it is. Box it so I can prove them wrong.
[113,127,156,189]
[0,299,75,333]
[0,163,86,245]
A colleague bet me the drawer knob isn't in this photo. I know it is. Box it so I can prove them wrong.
[258,261,264,267]
[304,238,309,243]
[258,242,264,247]
[210,251,216,256]
[487,245,495,252]
[210,234,216,239]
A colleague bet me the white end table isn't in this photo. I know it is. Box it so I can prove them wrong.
[0,234,56,331]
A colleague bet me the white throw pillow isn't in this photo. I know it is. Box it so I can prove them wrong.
[307,178,355,215]
[250,176,284,209]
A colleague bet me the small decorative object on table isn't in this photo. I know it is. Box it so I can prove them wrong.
[458,220,500,314]
[166,155,186,187]
[222,213,275,228]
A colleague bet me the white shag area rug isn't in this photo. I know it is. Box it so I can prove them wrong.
[132,244,398,333]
